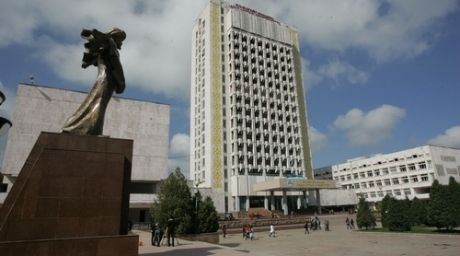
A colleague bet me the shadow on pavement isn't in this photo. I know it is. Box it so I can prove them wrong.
[139,246,233,256]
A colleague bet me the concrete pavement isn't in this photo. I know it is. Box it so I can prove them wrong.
[134,214,460,256]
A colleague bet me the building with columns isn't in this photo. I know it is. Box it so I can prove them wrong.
[190,0,314,213]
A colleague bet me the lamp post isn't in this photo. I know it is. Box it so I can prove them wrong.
[194,179,202,214]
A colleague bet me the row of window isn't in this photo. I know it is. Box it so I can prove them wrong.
[340,173,431,189]
[334,154,428,173]
[360,188,414,199]
[335,161,431,181]
[231,167,304,177]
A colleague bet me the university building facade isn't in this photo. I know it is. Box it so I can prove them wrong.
[190,0,314,213]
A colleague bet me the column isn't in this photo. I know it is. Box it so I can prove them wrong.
[245,196,250,211]
[235,196,240,212]
[264,196,269,210]
[282,189,288,215]
[297,195,302,210]
[316,188,321,214]
[270,190,275,210]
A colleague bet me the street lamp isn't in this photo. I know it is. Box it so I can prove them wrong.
[194,179,202,213]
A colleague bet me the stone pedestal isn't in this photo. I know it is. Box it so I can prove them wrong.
[0,132,138,256]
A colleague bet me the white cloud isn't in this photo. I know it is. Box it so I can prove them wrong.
[241,0,458,62]
[309,126,327,152]
[0,0,457,98]
[168,133,190,178]
[302,57,322,90]
[318,59,369,85]
[333,104,406,146]
[0,0,208,99]
[428,126,460,148]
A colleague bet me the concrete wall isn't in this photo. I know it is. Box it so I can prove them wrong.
[1,84,170,206]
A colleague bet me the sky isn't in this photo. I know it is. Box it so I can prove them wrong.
[1,0,460,178]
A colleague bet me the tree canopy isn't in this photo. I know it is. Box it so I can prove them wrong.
[150,167,219,234]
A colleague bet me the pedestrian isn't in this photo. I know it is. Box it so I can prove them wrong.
[150,222,155,246]
[325,219,330,231]
[350,218,355,229]
[167,218,175,247]
[249,225,255,240]
[269,224,276,237]
[154,223,162,247]
[304,221,309,234]
[346,217,350,230]
[222,223,227,238]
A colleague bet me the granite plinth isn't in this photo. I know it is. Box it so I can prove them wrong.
[0,132,138,255]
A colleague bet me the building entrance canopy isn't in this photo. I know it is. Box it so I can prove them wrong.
[253,177,337,215]
[253,177,337,192]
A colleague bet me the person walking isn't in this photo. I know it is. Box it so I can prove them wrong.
[325,219,330,231]
[153,223,162,247]
[167,218,175,247]
[222,223,227,238]
[350,218,355,229]
[304,221,310,234]
[346,217,350,230]
[269,224,276,237]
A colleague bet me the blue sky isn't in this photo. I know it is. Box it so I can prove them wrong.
[1,0,459,177]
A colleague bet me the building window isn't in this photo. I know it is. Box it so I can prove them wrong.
[370,192,376,198]
[392,178,399,185]
[394,189,402,196]
[408,163,416,171]
[418,161,427,169]
[376,180,382,187]
[411,175,419,182]
[382,168,389,175]
[367,171,373,177]
[377,191,384,197]
[400,165,407,172]
[421,174,428,182]
[353,173,358,179]
[385,190,393,196]
[390,167,397,173]
[361,182,367,188]
[403,188,411,196]
[384,179,391,186]
[401,176,409,183]
[369,181,375,188]
[359,172,365,178]
[374,169,380,176]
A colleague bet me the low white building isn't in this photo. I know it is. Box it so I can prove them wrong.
[332,145,460,204]
[0,84,170,223]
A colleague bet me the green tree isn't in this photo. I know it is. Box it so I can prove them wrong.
[447,177,460,229]
[427,180,450,229]
[151,168,196,234]
[356,197,376,230]
[380,194,392,228]
[410,197,427,226]
[386,198,412,231]
[197,196,220,233]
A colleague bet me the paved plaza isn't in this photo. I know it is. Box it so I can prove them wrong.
[135,215,460,256]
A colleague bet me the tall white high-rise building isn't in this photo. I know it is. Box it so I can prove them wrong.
[190,0,313,213]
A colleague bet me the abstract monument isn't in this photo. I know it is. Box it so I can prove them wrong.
[0,28,138,256]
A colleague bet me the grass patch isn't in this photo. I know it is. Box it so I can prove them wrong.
[358,226,460,235]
